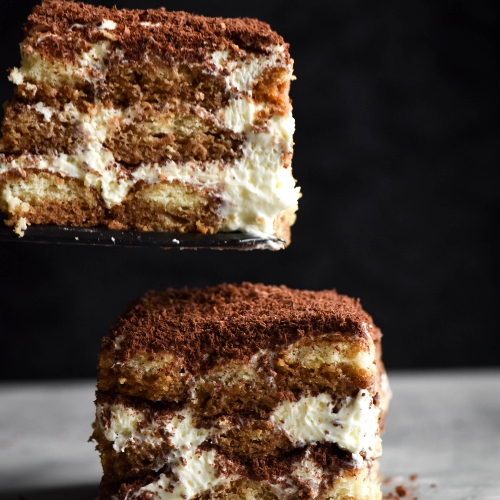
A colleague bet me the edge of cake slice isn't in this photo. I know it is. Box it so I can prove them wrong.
[0,2,300,242]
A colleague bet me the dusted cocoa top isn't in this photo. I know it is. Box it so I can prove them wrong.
[26,1,289,65]
[105,283,380,373]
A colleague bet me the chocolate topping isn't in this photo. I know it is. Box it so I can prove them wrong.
[26,2,289,65]
[105,283,380,374]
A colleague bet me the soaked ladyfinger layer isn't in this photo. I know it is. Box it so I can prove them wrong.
[98,332,379,414]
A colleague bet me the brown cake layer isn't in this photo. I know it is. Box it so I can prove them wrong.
[0,170,223,233]
[98,332,378,413]
[9,62,289,110]
[10,64,231,109]
[0,170,105,227]
[1,101,246,163]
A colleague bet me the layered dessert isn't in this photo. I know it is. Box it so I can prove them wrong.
[92,283,390,499]
[0,2,300,243]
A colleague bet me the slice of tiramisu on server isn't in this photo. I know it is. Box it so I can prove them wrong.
[0,2,300,243]
[92,283,390,499]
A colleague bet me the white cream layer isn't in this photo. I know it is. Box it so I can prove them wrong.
[209,46,290,92]
[270,391,382,463]
[98,391,381,466]
[111,443,379,500]
[136,410,234,500]
[98,403,166,454]
[97,405,232,499]
[124,460,380,500]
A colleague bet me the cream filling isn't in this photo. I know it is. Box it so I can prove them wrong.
[98,391,381,466]
[99,19,117,31]
[33,102,54,122]
[134,409,232,500]
[136,450,229,500]
[270,391,382,464]
[99,405,230,499]
[209,46,290,92]
[98,403,166,453]
[127,456,380,500]
[100,401,381,499]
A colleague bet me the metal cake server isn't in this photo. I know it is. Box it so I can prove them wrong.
[0,215,285,250]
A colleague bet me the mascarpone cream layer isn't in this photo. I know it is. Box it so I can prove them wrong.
[271,391,382,464]
[98,389,381,464]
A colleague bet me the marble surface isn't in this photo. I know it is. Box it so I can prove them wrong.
[0,370,499,499]
[380,370,500,500]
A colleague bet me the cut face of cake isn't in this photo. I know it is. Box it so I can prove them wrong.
[0,2,300,243]
[92,283,390,499]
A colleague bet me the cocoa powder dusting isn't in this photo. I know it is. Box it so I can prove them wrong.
[395,485,409,497]
[26,2,289,65]
[105,283,380,375]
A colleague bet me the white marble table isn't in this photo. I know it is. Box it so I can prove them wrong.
[0,370,499,499]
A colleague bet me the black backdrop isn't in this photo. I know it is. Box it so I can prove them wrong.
[0,0,497,379]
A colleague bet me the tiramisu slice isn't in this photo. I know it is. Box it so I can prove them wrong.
[0,2,299,242]
[92,283,390,499]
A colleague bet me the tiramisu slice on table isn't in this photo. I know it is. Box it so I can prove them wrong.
[92,283,390,499]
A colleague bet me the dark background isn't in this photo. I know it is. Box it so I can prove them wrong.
[0,0,497,380]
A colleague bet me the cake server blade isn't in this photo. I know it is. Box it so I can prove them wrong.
[0,220,285,250]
